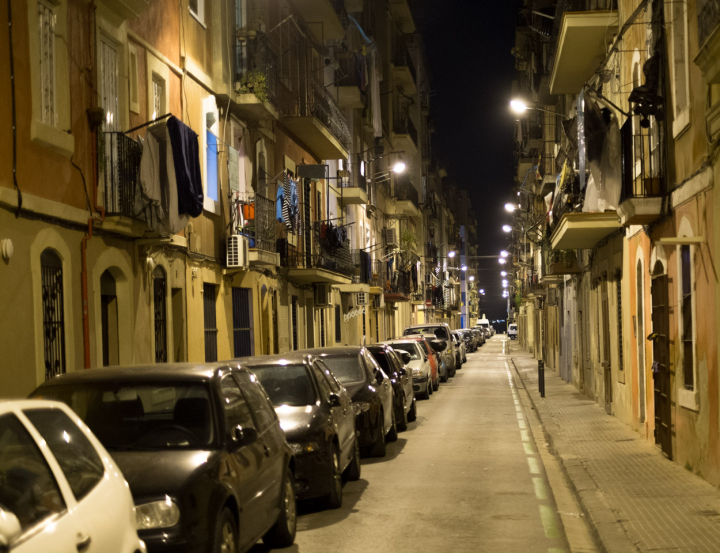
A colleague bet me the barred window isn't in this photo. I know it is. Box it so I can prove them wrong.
[204,284,218,362]
[335,305,341,343]
[38,0,56,126]
[41,249,65,380]
[320,309,326,348]
[681,246,694,390]
[153,266,167,363]
[291,296,298,350]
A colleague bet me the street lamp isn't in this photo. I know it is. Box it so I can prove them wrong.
[501,271,507,277]
[392,160,406,174]
[448,251,456,258]
[510,99,569,119]
[469,276,475,281]
[461,265,467,271]
[504,203,517,213]
[502,225,512,233]
[502,280,508,287]
[500,250,509,258]
[479,289,485,294]
[499,258,507,264]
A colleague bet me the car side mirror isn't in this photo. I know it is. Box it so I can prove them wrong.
[329,393,342,407]
[0,508,21,551]
[430,339,447,353]
[232,425,258,448]
[375,370,384,384]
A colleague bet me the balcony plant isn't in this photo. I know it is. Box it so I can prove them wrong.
[236,70,268,103]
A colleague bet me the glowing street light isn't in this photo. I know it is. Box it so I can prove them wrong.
[502,225,512,233]
[448,251,456,258]
[500,250,509,258]
[510,99,529,114]
[502,280,508,287]
[461,265,467,271]
[479,289,485,294]
[392,161,406,174]
[504,203,517,213]
[500,271,507,277]
[499,258,507,264]
[469,276,475,281]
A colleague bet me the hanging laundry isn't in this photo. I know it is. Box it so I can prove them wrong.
[276,184,285,223]
[243,202,255,221]
[135,132,164,230]
[282,172,293,231]
[166,116,204,218]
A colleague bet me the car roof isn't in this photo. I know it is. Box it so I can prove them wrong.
[237,352,314,367]
[0,399,74,415]
[35,362,245,387]
[296,346,364,358]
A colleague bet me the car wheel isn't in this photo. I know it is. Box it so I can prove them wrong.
[387,408,399,442]
[344,439,361,481]
[407,398,417,422]
[370,410,387,458]
[325,446,343,509]
[432,377,439,391]
[262,469,297,548]
[213,507,237,553]
[396,396,408,432]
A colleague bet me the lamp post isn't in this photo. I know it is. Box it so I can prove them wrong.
[510,99,570,119]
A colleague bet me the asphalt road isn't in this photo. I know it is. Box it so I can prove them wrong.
[255,336,573,553]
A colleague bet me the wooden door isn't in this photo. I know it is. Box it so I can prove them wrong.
[651,270,672,459]
[602,284,612,414]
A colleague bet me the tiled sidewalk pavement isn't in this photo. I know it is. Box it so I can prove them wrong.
[510,344,720,553]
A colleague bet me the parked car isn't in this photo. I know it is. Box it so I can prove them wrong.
[31,363,296,553]
[383,339,434,399]
[403,323,457,377]
[237,353,360,508]
[508,323,518,340]
[458,329,477,352]
[452,332,467,364]
[367,344,417,430]
[402,335,441,390]
[0,400,146,553]
[403,333,448,383]
[299,347,396,458]
[473,328,485,347]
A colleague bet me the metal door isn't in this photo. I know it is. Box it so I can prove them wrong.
[232,287,253,358]
[651,271,672,459]
[602,284,612,414]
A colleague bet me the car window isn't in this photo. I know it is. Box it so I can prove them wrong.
[316,360,342,394]
[221,375,256,434]
[247,364,317,407]
[368,349,396,378]
[35,383,215,450]
[364,351,383,374]
[310,364,333,401]
[404,326,449,340]
[23,409,104,502]
[389,343,421,360]
[319,355,366,384]
[0,413,65,532]
[236,372,277,433]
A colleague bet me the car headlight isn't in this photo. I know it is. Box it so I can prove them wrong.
[288,441,320,455]
[353,402,371,415]
[411,368,423,378]
[136,497,180,530]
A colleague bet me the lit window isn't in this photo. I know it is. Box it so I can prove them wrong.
[152,75,165,120]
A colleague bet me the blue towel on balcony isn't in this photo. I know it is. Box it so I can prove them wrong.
[167,116,203,218]
[276,184,285,223]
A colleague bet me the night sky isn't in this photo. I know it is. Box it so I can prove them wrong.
[418,0,519,322]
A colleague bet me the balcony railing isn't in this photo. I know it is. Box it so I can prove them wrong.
[370,259,387,290]
[393,42,417,83]
[621,117,665,199]
[276,223,355,278]
[394,113,418,146]
[335,50,367,90]
[307,75,351,152]
[386,270,411,296]
[393,176,419,209]
[101,132,142,218]
[352,249,371,284]
[234,33,279,108]
[244,194,276,252]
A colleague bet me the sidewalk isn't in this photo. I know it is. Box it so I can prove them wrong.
[510,345,720,553]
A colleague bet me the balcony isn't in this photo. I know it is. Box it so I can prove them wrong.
[545,250,582,276]
[389,0,416,33]
[277,222,355,284]
[339,167,368,206]
[392,177,420,217]
[101,132,145,234]
[282,75,350,161]
[230,34,279,121]
[549,1,618,95]
[337,250,372,295]
[244,195,279,266]
[384,270,411,302]
[393,43,417,95]
[289,0,347,42]
[617,121,664,226]
[411,282,425,305]
[550,212,621,250]
[335,51,367,109]
[393,113,418,155]
[369,259,387,295]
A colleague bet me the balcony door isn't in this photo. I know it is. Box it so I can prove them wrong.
[651,263,672,459]
[99,36,120,211]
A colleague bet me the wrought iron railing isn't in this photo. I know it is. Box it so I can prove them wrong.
[352,250,371,284]
[234,33,279,108]
[393,176,419,209]
[246,194,276,252]
[276,223,355,278]
[621,115,665,200]
[386,270,411,296]
[307,75,351,152]
[370,259,386,290]
[393,42,417,83]
[335,50,367,90]
[101,131,142,218]
[394,112,418,147]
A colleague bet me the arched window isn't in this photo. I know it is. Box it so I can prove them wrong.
[41,249,66,380]
[153,266,167,363]
[101,270,119,366]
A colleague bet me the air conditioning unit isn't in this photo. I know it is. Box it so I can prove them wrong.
[226,235,249,269]
[383,228,398,248]
[356,292,369,306]
[372,294,385,309]
[314,283,330,307]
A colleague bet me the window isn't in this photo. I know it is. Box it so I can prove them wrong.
[99,37,119,132]
[291,296,298,350]
[235,373,276,432]
[310,364,333,401]
[41,249,66,380]
[0,414,65,531]
[681,245,694,390]
[317,361,342,394]
[667,0,690,136]
[153,266,167,363]
[362,310,366,338]
[23,409,104,501]
[38,0,56,126]
[128,44,139,114]
[220,375,255,433]
[206,130,219,202]
[100,270,119,366]
[335,305,342,343]
[151,74,165,120]
[189,0,205,25]
[204,283,218,362]
[320,309,326,347]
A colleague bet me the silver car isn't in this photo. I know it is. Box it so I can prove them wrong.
[383,340,434,399]
[403,323,457,378]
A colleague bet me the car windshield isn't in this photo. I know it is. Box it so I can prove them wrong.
[33,383,214,450]
[320,355,366,384]
[389,343,420,359]
[404,326,449,340]
[248,364,316,407]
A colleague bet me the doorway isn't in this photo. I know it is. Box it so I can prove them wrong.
[601,282,612,414]
[100,270,119,366]
[651,262,672,459]
[171,288,185,361]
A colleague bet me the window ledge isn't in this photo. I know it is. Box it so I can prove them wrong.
[189,9,206,29]
[31,120,75,158]
[203,197,219,214]
[672,110,691,140]
[679,388,699,412]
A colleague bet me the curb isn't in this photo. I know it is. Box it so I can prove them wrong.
[509,357,641,553]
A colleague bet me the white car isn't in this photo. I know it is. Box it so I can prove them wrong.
[383,340,434,399]
[0,400,146,553]
[508,323,518,340]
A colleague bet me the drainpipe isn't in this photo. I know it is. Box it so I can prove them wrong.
[81,2,104,369]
